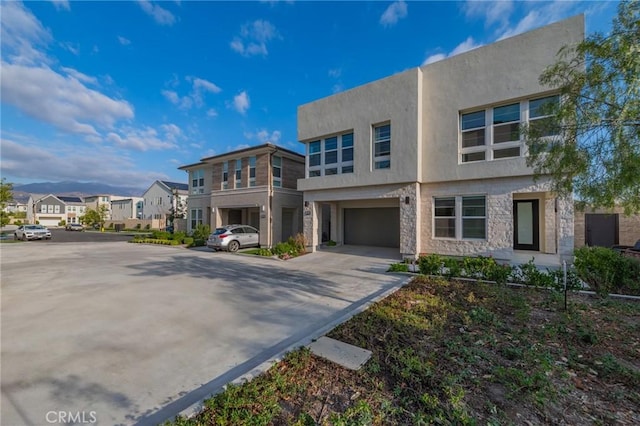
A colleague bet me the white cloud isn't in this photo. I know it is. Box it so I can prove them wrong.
[0,137,167,187]
[107,126,177,151]
[60,41,80,55]
[1,62,134,137]
[230,20,279,57]
[422,37,482,65]
[191,77,221,94]
[332,84,344,94]
[137,0,176,26]
[118,36,131,45]
[160,123,182,142]
[463,0,513,29]
[232,91,250,114]
[328,68,341,78]
[0,1,52,65]
[50,0,70,11]
[61,67,98,85]
[380,1,408,28]
[206,109,218,117]
[247,129,281,143]
[162,76,222,109]
[162,89,180,104]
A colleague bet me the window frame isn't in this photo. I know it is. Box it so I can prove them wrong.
[306,132,354,178]
[432,195,487,241]
[235,159,242,188]
[249,156,256,187]
[222,161,229,190]
[373,123,391,169]
[272,155,282,187]
[191,169,205,194]
[190,208,203,230]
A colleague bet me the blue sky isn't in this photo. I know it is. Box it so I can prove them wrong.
[0,0,617,191]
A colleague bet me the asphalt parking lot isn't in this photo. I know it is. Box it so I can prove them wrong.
[1,241,406,426]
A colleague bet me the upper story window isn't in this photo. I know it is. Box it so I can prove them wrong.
[191,169,205,194]
[235,159,242,188]
[460,94,559,163]
[222,161,229,190]
[249,156,256,187]
[307,132,354,177]
[529,95,560,137]
[272,156,282,187]
[373,123,391,169]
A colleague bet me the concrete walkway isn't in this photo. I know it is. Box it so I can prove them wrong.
[1,242,407,426]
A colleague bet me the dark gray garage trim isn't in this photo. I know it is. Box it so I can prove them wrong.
[344,207,400,248]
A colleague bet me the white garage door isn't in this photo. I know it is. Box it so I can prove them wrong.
[344,208,400,247]
[38,217,60,227]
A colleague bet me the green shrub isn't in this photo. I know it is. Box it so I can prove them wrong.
[443,257,462,279]
[189,238,206,247]
[484,262,514,285]
[326,240,337,246]
[574,246,640,296]
[172,231,186,244]
[108,222,114,229]
[191,224,211,240]
[135,223,141,230]
[14,220,22,226]
[145,224,151,230]
[152,230,171,240]
[183,237,194,246]
[258,248,273,256]
[59,220,66,226]
[388,263,409,273]
[418,254,443,276]
[513,258,556,288]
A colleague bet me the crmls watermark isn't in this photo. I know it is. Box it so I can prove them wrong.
[46,411,97,424]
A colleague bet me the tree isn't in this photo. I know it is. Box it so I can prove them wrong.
[81,208,101,226]
[0,178,14,227]
[525,0,640,214]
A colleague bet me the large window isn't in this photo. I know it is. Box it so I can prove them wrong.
[460,95,559,163]
[191,169,204,194]
[235,159,242,188]
[433,195,486,240]
[529,95,560,137]
[307,132,354,177]
[272,155,282,187]
[190,208,203,230]
[373,123,390,169]
[222,161,228,190]
[249,156,256,187]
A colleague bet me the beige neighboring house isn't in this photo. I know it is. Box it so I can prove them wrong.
[179,143,305,247]
[26,194,86,226]
[297,16,584,266]
[84,194,128,220]
[141,181,188,230]
[574,207,640,248]
[110,197,144,221]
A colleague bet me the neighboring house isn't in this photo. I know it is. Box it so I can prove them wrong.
[574,207,640,249]
[83,194,128,220]
[26,194,86,226]
[141,181,188,229]
[111,197,144,221]
[297,16,583,266]
[179,143,305,247]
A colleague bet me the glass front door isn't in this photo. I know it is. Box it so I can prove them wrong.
[513,199,539,251]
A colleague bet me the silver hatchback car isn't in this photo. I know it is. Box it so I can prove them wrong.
[207,225,260,252]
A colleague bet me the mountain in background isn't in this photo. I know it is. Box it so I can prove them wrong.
[13,181,147,198]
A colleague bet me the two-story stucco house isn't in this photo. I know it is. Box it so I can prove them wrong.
[179,143,305,247]
[142,181,188,229]
[27,194,86,226]
[297,16,583,266]
[110,197,144,221]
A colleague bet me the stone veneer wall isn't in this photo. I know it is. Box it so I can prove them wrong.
[574,207,640,247]
[420,176,574,264]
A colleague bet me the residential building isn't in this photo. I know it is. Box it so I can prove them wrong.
[111,197,144,221]
[26,194,86,226]
[297,16,583,266]
[83,194,128,220]
[179,143,305,247]
[141,181,188,229]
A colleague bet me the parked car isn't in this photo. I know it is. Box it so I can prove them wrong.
[207,225,260,252]
[65,223,85,231]
[14,225,52,241]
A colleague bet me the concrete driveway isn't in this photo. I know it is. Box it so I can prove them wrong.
[1,242,407,426]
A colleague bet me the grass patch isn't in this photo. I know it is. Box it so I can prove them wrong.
[170,277,640,425]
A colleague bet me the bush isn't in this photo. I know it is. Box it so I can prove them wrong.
[443,257,462,279]
[152,230,171,240]
[145,224,151,230]
[59,220,66,226]
[574,246,640,296]
[172,231,186,244]
[513,258,556,288]
[418,254,443,276]
[388,263,409,273]
[258,248,273,256]
[189,238,206,247]
[135,223,141,230]
[183,237,194,246]
[192,224,211,240]
[14,220,22,226]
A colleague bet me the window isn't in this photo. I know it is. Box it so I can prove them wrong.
[272,155,282,187]
[191,169,205,194]
[190,208,203,229]
[307,133,353,177]
[373,124,390,169]
[235,159,242,188]
[460,94,559,163]
[433,195,486,240]
[529,95,560,137]
[222,161,228,190]
[249,156,256,187]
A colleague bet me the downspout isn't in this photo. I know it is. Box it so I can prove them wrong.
[269,146,278,248]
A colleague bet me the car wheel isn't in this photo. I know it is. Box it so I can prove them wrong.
[228,240,240,252]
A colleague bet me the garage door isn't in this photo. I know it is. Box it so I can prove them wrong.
[344,208,400,247]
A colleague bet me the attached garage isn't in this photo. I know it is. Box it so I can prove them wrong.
[344,207,400,247]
